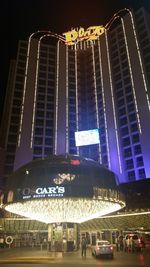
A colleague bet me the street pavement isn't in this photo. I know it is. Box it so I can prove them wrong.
[0,246,150,266]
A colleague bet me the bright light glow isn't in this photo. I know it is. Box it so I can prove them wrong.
[4,197,124,224]
[75,129,100,147]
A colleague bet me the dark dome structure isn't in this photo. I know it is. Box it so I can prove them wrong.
[3,155,125,224]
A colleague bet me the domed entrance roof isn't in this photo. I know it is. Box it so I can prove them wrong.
[3,155,125,223]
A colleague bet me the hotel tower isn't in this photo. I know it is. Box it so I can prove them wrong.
[1,7,150,185]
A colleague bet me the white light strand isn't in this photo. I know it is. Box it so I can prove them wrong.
[30,37,41,148]
[66,46,69,153]
[75,45,79,155]
[98,38,111,169]
[54,41,60,154]
[128,10,150,112]
[121,18,142,134]
[17,33,35,146]
[91,44,102,164]
[105,30,122,173]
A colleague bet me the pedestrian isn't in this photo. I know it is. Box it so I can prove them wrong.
[140,236,145,251]
[126,237,130,252]
[115,236,119,251]
[81,237,87,257]
[120,237,124,251]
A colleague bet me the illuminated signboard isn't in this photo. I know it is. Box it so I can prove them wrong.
[5,185,93,203]
[75,129,100,147]
[63,26,105,45]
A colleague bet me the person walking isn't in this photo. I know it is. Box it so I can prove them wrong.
[115,236,119,251]
[81,237,87,257]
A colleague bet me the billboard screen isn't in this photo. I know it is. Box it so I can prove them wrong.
[75,129,100,147]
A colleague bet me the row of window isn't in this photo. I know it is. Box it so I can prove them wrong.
[128,168,146,181]
[125,156,144,170]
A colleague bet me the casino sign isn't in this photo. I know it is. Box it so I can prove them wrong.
[63,26,105,45]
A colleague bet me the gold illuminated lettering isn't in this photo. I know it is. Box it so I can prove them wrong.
[63,25,105,45]
[78,27,85,38]
[63,30,78,45]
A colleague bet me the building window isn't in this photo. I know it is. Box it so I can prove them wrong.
[34,137,43,145]
[126,94,133,103]
[101,145,107,154]
[121,127,129,136]
[120,117,127,126]
[100,135,106,144]
[129,113,136,122]
[125,85,132,94]
[45,138,53,146]
[119,107,126,116]
[134,145,142,155]
[138,168,146,179]
[117,99,125,107]
[44,147,53,155]
[123,137,130,147]
[128,171,135,181]
[131,123,138,132]
[45,129,53,136]
[124,148,132,157]
[136,156,144,167]
[126,159,134,169]
[132,134,140,144]
[33,147,42,155]
[102,155,108,164]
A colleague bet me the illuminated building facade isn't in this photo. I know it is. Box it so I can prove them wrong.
[1,7,150,184]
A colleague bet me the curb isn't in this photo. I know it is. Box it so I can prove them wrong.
[0,257,55,264]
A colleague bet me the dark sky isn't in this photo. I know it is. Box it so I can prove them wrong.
[0,0,150,121]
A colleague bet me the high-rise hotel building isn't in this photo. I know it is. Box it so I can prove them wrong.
[1,7,150,184]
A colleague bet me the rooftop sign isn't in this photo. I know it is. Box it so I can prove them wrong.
[63,26,105,45]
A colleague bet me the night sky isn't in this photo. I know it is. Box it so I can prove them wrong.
[0,0,149,122]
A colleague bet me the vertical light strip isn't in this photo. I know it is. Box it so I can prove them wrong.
[54,41,60,154]
[84,40,86,50]
[91,43,102,164]
[30,37,41,148]
[75,44,79,155]
[18,33,35,146]
[105,30,122,173]
[128,10,150,111]
[98,38,111,169]
[121,18,142,133]
[66,45,69,153]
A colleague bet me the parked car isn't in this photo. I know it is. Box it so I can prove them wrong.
[91,240,114,258]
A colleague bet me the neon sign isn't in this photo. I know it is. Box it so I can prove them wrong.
[63,26,105,45]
